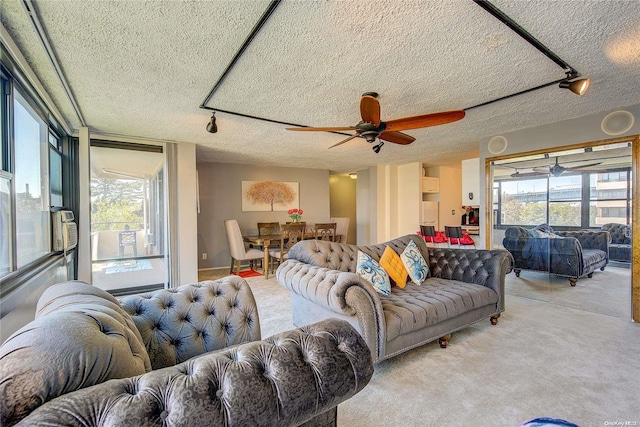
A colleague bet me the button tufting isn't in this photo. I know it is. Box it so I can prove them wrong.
[160,410,168,420]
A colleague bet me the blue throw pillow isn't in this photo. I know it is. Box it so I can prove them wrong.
[356,250,391,296]
[400,240,430,285]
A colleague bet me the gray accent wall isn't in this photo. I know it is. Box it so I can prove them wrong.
[196,162,330,269]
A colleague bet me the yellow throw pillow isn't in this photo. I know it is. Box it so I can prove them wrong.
[379,246,408,288]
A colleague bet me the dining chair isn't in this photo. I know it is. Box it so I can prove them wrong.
[314,222,337,242]
[419,225,439,247]
[257,222,281,249]
[330,217,350,244]
[269,223,306,272]
[224,219,264,275]
[444,226,476,248]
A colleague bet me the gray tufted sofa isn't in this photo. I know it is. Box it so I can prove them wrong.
[0,277,373,426]
[601,223,631,263]
[276,234,512,363]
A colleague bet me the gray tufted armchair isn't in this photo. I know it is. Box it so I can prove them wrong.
[1,277,373,426]
[601,223,631,262]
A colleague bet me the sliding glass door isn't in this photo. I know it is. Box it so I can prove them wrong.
[89,142,167,294]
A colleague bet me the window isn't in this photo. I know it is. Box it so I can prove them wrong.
[13,89,50,269]
[499,179,547,226]
[549,175,581,227]
[590,170,630,226]
[0,58,71,281]
[492,144,632,231]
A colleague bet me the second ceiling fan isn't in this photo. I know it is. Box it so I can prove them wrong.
[286,92,465,153]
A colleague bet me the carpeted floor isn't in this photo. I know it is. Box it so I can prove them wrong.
[233,265,639,427]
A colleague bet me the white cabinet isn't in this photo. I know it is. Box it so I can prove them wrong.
[422,177,439,193]
[461,158,480,205]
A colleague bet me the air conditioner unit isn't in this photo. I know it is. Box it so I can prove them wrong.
[52,210,78,252]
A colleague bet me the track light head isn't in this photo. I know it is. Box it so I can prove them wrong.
[372,141,384,153]
[559,73,590,96]
[206,112,218,133]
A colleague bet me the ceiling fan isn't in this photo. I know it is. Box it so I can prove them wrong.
[532,157,603,177]
[285,92,465,153]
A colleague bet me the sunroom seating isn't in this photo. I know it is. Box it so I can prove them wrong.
[502,224,609,286]
[600,223,631,263]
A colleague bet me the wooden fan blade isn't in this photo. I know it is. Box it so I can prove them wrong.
[286,126,356,132]
[384,110,465,132]
[379,131,415,145]
[360,95,381,126]
[328,134,358,149]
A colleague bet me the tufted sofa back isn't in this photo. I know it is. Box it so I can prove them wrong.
[0,281,151,426]
[601,223,631,245]
[287,234,420,273]
[120,277,261,369]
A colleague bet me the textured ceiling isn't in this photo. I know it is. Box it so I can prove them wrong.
[1,0,639,173]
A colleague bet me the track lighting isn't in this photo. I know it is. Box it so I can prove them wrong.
[206,112,218,133]
[372,141,384,153]
[559,72,590,96]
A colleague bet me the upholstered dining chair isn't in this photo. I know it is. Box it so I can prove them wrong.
[314,222,337,242]
[224,219,264,275]
[269,223,306,272]
[444,225,476,248]
[330,217,350,244]
[257,222,281,249]
[420,225,439,247]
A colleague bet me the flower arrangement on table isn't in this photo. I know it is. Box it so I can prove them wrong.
[288,208,303,223]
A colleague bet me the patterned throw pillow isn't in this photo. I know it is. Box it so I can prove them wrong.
[356,250,391,296]
[379,246,408,288]
[400,240,430,285]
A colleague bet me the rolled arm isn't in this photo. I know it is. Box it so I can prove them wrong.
[276,258,383,317]
[16,318,374,427]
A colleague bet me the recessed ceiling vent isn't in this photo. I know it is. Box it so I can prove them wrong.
[601,110,635,135]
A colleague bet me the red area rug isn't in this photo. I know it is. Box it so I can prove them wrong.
[232,269,263,278]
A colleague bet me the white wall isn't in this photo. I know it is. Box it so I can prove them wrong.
[397,162,422,236]
[329,174,357,244]
[177,142,198,284]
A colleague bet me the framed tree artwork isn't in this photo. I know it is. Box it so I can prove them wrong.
[242,181,299,212]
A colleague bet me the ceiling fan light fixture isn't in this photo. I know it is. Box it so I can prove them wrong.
[372,141,384,153]
[559,77,591,96]
[206,112,218,133]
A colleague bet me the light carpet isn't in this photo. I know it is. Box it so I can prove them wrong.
[242,265,640,427]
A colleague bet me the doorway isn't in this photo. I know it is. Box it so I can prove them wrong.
[89,141,168,294]
[488,139,634,319]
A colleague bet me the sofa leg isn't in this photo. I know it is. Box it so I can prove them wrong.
[588,273,593,278]
[600,266,605,271]
[439,334,451,348]
[490,314,500,325]
[569,278,577,286]
[514,268,521,277]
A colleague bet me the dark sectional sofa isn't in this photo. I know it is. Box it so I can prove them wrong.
[601,223,631,263]
[502,224,610,286]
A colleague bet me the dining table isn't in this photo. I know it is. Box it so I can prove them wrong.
[243,224,341,279]
[242,234,282,280]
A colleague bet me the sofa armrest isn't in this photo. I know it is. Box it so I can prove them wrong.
[120,276,261,370]
[429,248,512,312]
[16,319,374,427]
[276,259,385,360]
